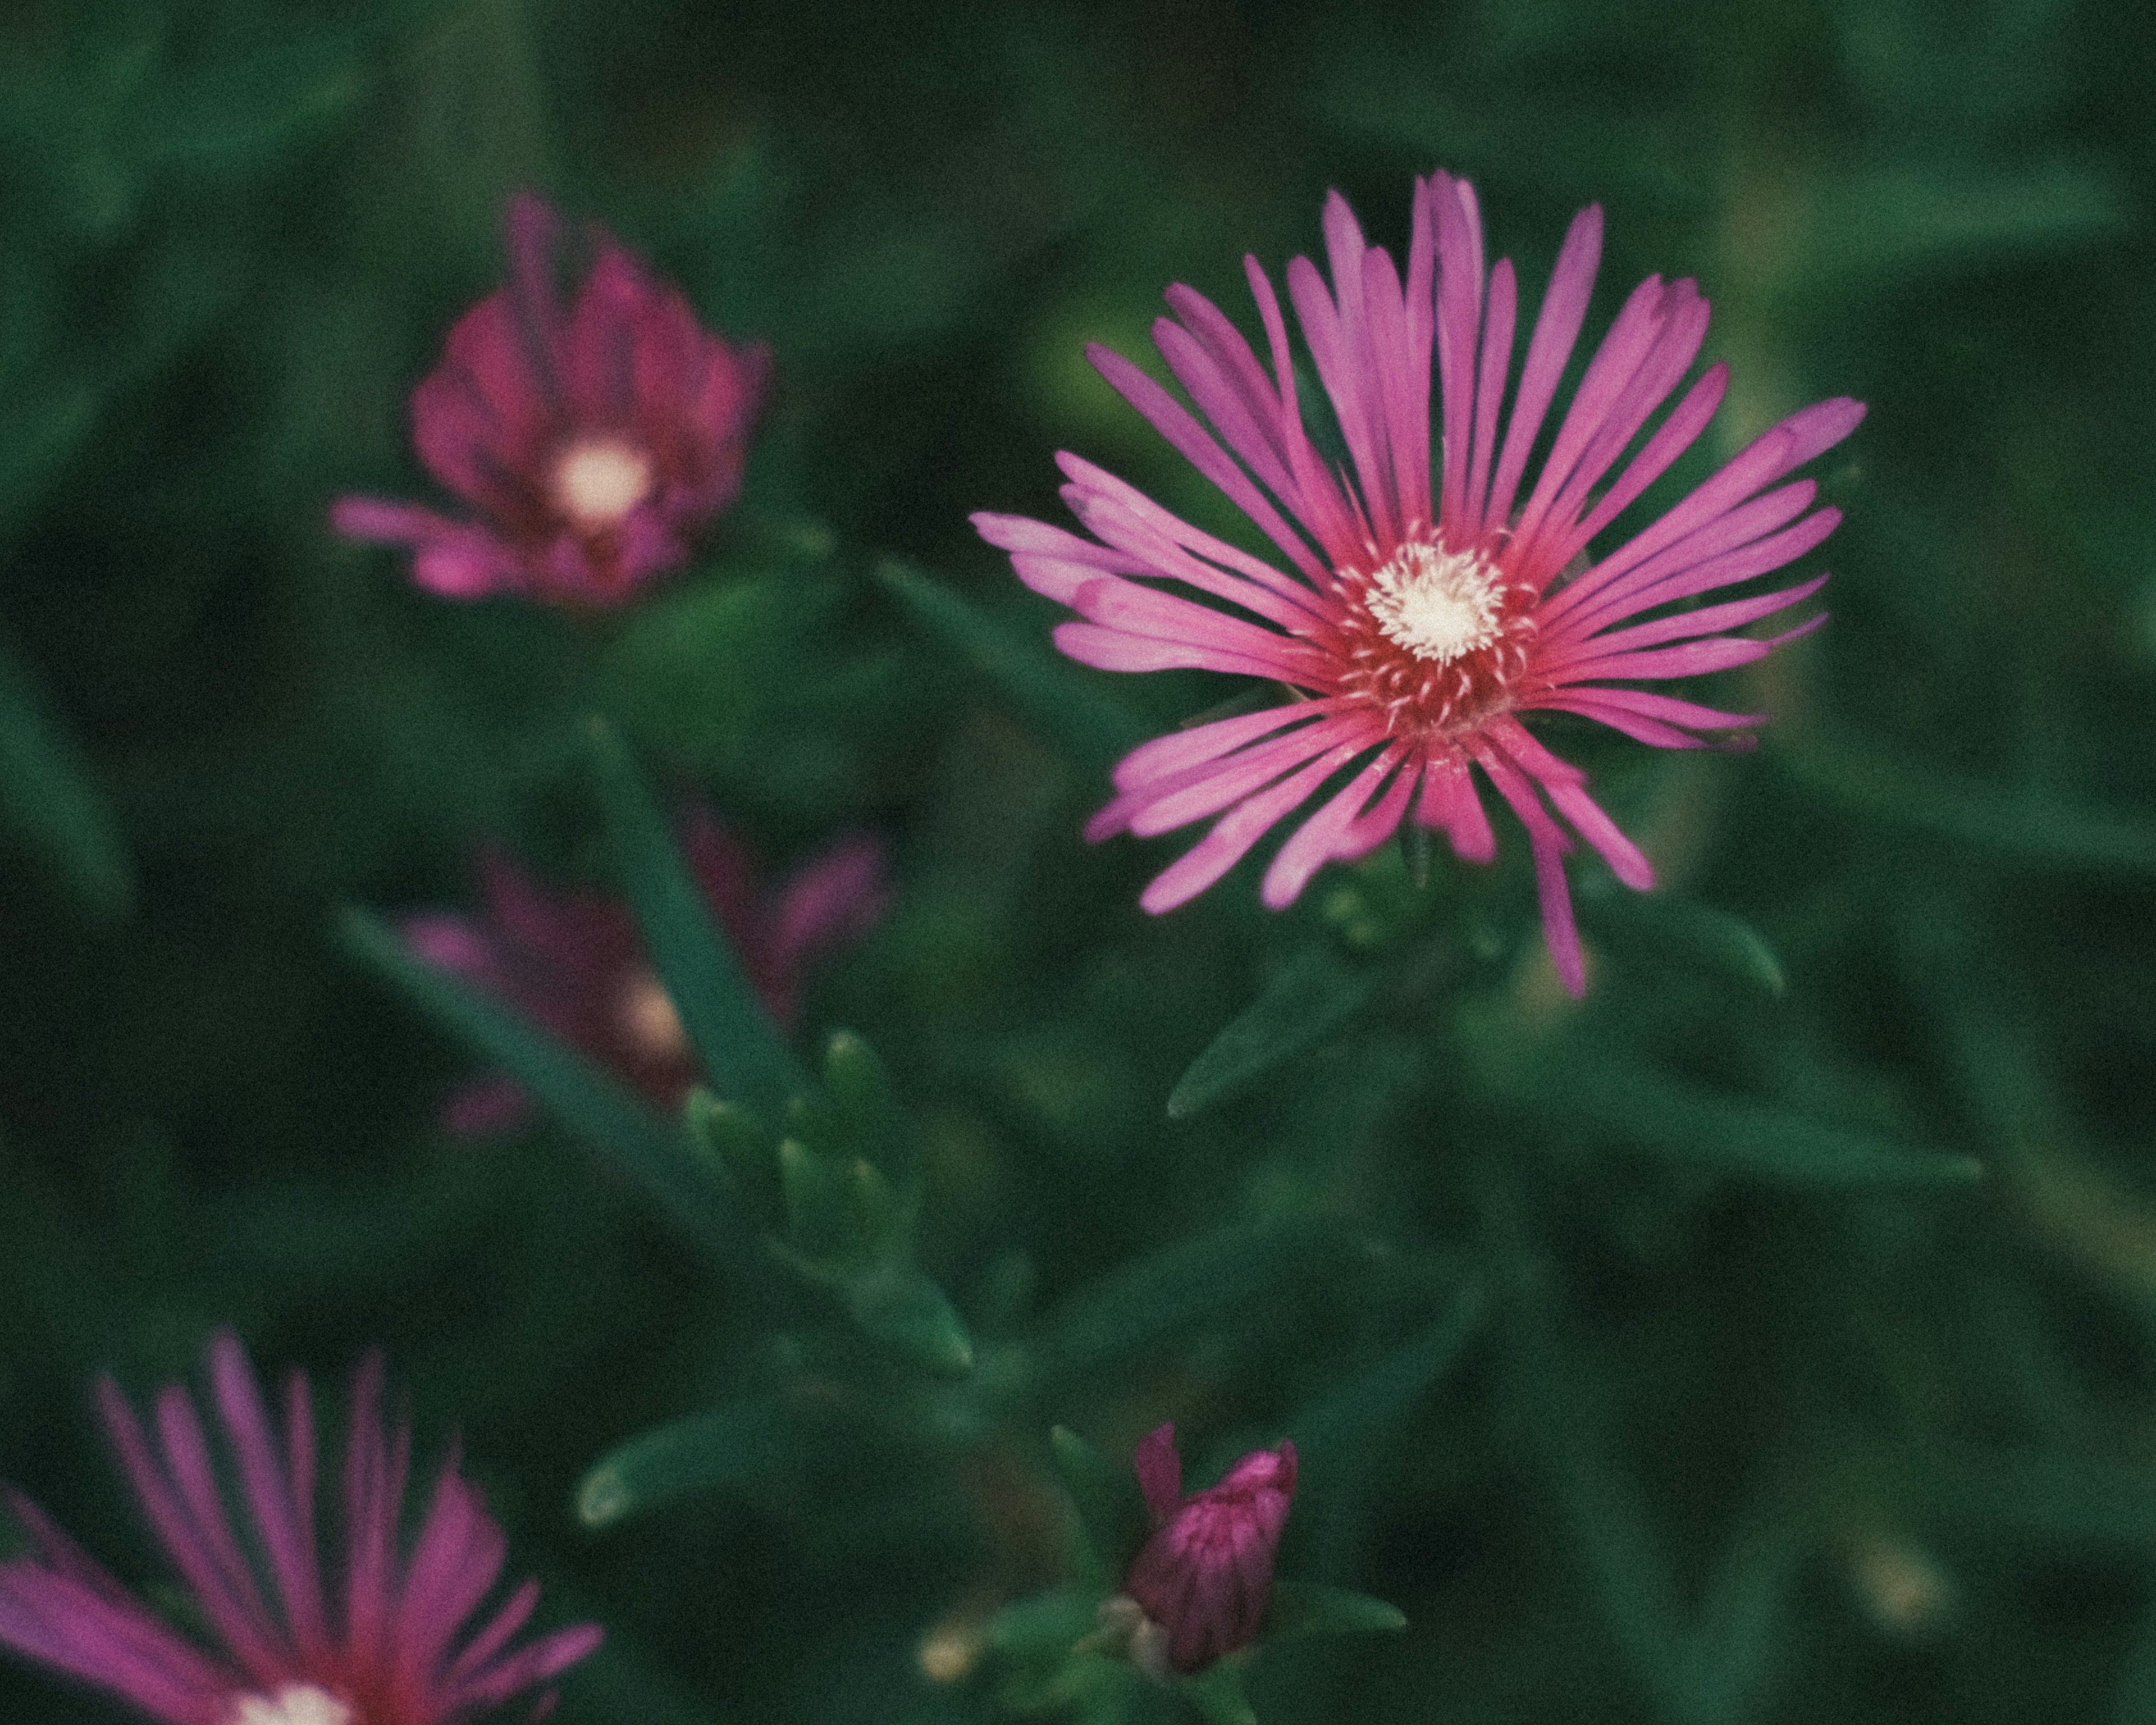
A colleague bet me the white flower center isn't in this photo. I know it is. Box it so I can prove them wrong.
[551,437,654,529]
[1363,541,1503,663]
[230,1685,355,1725]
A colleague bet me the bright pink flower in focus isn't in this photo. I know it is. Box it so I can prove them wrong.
[974,174,1862,992]
[403,813,888,1133]
[0,1332,599,1725]
[1120,1423,1296,1675]
[334,192,770,605]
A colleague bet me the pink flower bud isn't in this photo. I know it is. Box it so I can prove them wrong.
[1120,1423,1296,1673]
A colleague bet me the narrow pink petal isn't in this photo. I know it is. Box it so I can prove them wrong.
[1551,397,1861,620]
[444,1577,540,1689]
[1485,204,1602,532]
[1287,249,1394,551]
[1261,747,1401,906]
[1160,285,1302,504]
[329,496,461,546]
[208,1335,325,1659]
[341,1353,399,1669]
[1066,575,1310,666]
[1139,743,1362,914]
[1245,256,1360,565]
[1552,573,1827,661]
[1463,258,1517,542]
[765,835,888,988]
[1319,192,1399,546]
[1111,698,1352,793]
[1052,622,1310,681]
[1134,1425,1183,1522]
[453,1621,604,1710]
[1400,177,1437,528]
[1529,697,1708,749]
[1541,480,1822,641]
[1527,686,1764,731]
[1430,171,1486,531]
[1551,635,1776,684]
[1061,489,1326,632]
[396,1468,506,1687]
[1332,751,1418,861]
[1059,453,1329,619]
[1472,745,1584,996]
[1538,363,1726,573]
[1547,505,1839,652]
[1509,274,1679,565]
[1088,343,1329,583]
[1359,243,1427,539]
[0,1567,232,1725]
[1126,713,1378,837]
[1543,778,1654,890]
[97,1380,284,1683]
[1414,754,1496,862]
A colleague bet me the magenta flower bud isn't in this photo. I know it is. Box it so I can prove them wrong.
[1119,1423,1297,1674]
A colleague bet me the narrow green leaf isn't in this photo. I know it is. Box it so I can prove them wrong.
[575,1398,794,1528]
[1051,1425,1149,1585]
[877,559,1148,775]
[0,631,133,919]
[339,907,747,1267]
[584,717,805,1115]
[1264,1582,1407,1641]
[1167,946,1377,1119]
[844,1264,975,1377]
[778,1139,850,1261]
[1528,1052,1983,1190]
[1035,1217,1364,1379]
[1578,888,1784,997]
[683,1088,774,1220]
[1682,1526,1798,1723]
[1782,730,2156,875]
[1289,1283,1486,1463]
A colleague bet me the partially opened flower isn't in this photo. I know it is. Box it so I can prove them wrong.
[1114,1423,1296,1676]
[0,1331,599,1725]
[334,192,770,605]
[974,174,1862,991]
[403,813,887,1133]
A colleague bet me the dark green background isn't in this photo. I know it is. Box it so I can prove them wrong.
[2,0,2154,1721]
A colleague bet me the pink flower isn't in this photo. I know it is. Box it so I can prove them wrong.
[0,1332,600,1725]
[334,192,770,606]
[974,174,1862,992]
[403,814,888,1132]
[1119,1423,1296,1675]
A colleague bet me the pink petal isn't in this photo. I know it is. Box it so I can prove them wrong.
[1139,742,1362,914]
[1134,1425,1183,1522]
[1484,204,1602,533]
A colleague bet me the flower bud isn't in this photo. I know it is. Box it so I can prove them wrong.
[1117,1423,1296,1674]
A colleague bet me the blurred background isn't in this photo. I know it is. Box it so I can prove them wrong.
[2,0,2154,1720]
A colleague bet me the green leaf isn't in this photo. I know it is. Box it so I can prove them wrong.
[684,1088,775,1219]
[1578,888,1784,997]
[1781,730,2156,875]
[778,1138,851,1261]
[1175,1661,1257,1725]
[584,717,806,1115]
[575,1397,795,1528]
[339,907,748,1268]
[1035,1217,1365,1379]
[1051,1425,1149,1585]
[823,1027,916,1184]
[985,1586,1100,1658]
[0,630,133,919]
[1263,1582,1407,1641]
[876,559,1148,776]
[1289,1283,1486,1462]
[1522,1050,1983,1191]
[845,1265,975,1377]
[1167,946,1378,1119]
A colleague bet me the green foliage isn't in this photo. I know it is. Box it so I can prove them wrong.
[1,1,2153,1723]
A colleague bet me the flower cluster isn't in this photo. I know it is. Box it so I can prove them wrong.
[976,174,1861,991]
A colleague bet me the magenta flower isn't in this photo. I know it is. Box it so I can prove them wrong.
[334,192,770,606]
[974,174,1862,992]
[403,813,888,1132]
[1118,1423,1296,1675]
[0,1332,599,1725]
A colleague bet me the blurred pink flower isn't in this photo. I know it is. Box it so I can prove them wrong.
[403,814,887,1131]
[974,173,1861,992]
[0,1332,599,1725]
[1119,1423,1296,1675]
[334,192,770,605]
